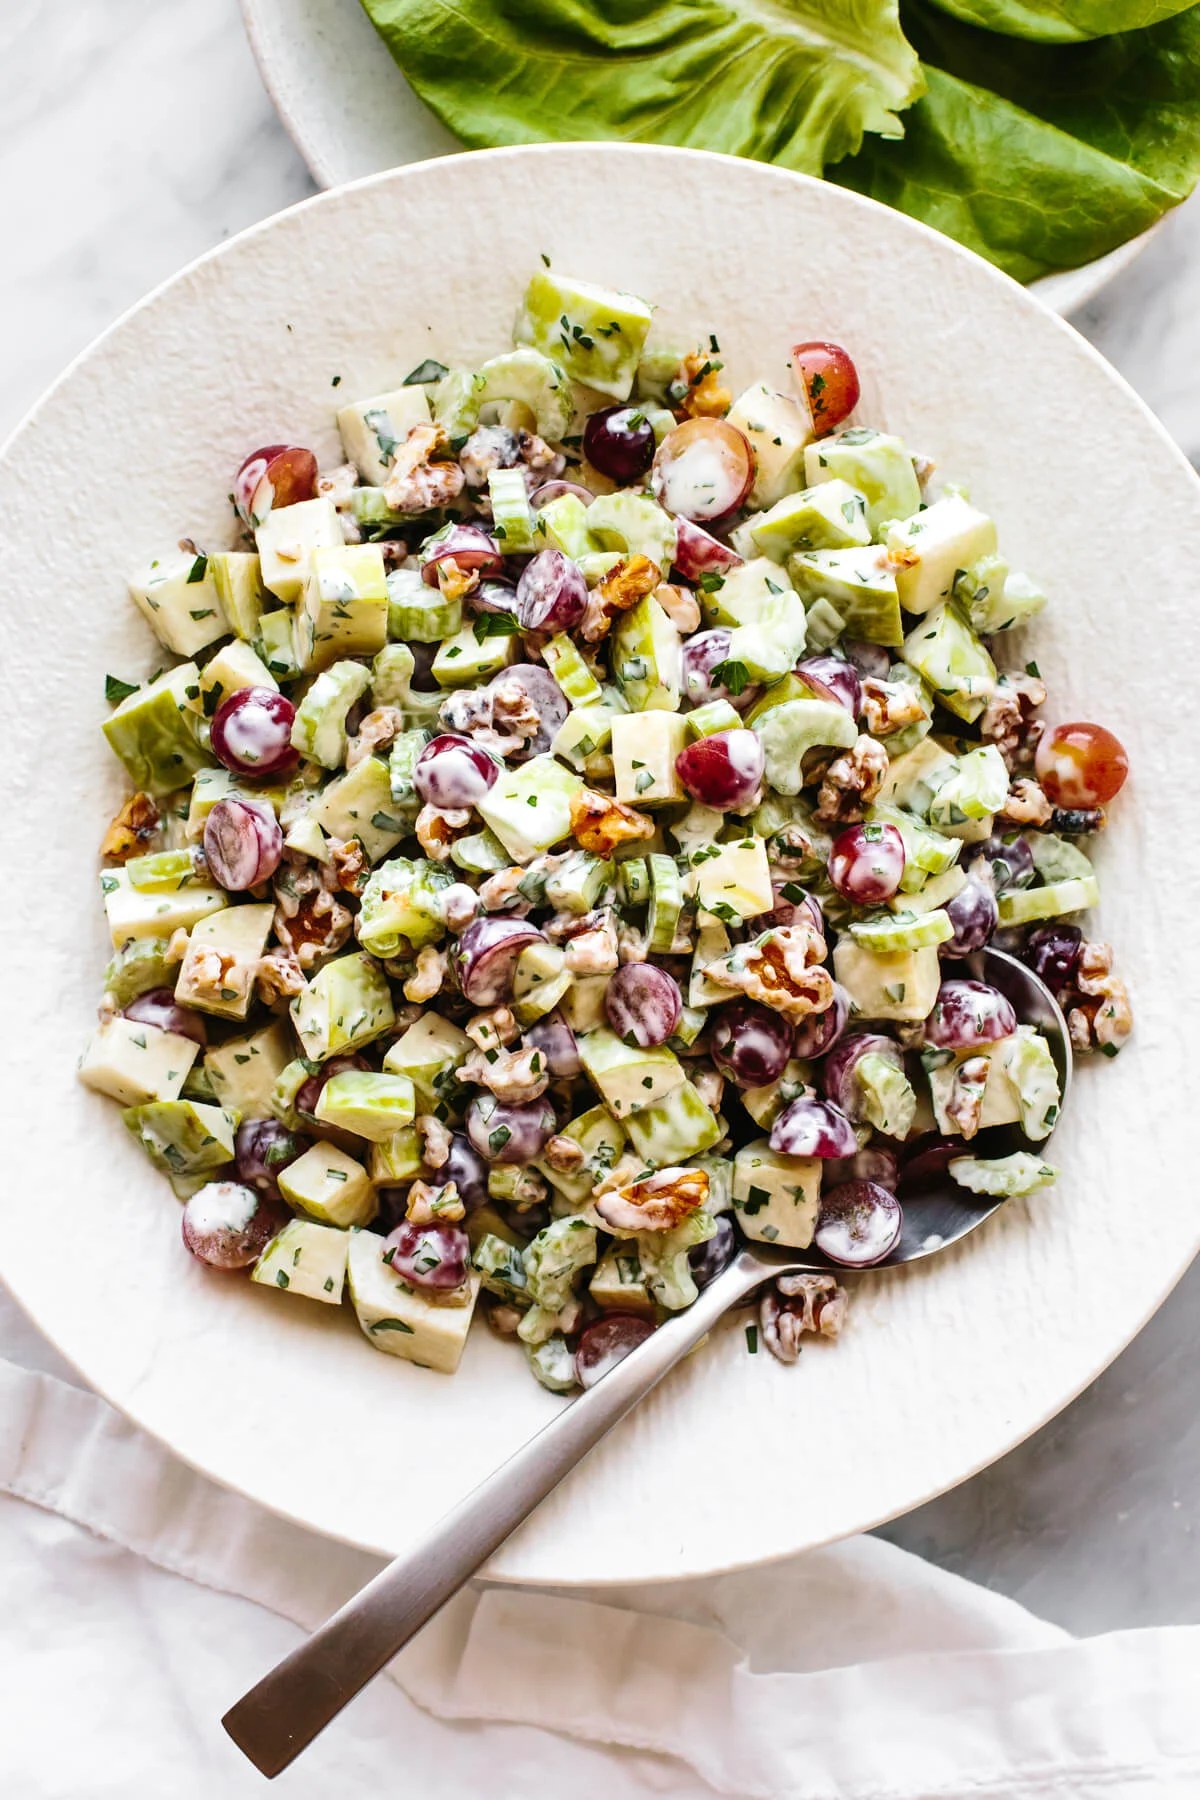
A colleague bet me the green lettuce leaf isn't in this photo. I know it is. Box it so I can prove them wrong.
[924,0,1194,44]
[834,1,1200,279]
[361,0,924,175]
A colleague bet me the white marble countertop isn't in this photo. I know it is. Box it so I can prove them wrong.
[1,0,1195,1637]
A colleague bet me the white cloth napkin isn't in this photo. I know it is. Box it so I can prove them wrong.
[2,1288,1197,1799]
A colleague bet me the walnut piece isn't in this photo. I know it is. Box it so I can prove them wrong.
[439,882,480,933]
[329,837,368,895]
[676,349,732,420]
[592,1166,710,1233]
[405,1179,465,1225]
[761,1274,848,1363]
[347,706,405,771]
[705,921,834,1022]
[315,461,359,505]
[416,802,470,861]
[255,947,306,1005]
[563,918,619,974]
[101,792,161,862]
[570,787,656,857]
[581,555,662,643]
[861,678,927,740]
[815,733,888,824]
[979,672,1046,772]
[944,1054,989,1140]
[273,858,354,968]
[653,581,701,634]
[403,944,447,1004]
[415,1113,452,1170]
[478,866,535,916]
[692,1067,724,1113]
[542,1134,585,1175]
[460,1044,550,1104]
[465,1005,519,1051]
[186,945,237,1000]
[997,778,1053,828]
[1066,941,1133,1054]
[382,422,466,514]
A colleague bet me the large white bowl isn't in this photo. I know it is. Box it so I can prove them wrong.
[239,0,1156,317]
[0,145,1195,1584]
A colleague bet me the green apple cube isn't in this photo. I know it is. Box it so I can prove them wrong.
[278,1139,376,1227]
[356,856,452,957]
[577,550,624,587]
[689,918,733,1008]
[210,551,267,642]
[476,753,583,862]
[686,699,742,739]
[102,662,215,796]
[804,428,921,536]
[697,556,788,629]
[174,903,274,1022]
[803,595,848,651]
[534,493,592,560]
[887,496,997,617]
[383,1012,471,1105]
[833,938,942,1022]
[732,1139,820,1248]
[368,1128,424,1185]
[868,802,962,878]
[926,1041,1021,1135]
[347,487,419,534]
[579,1027,685,1120]
[125,848,205,893]
[346,1230,480,1372]
[750,481,871,559]
[856,1051,917,1137]
[997,875,1100,927]
[371,642,416,707]
[386,567,461,643]
[450,828,511,875]
[534,1103,627,1205]
[252,1219,348,1305]
[255,496,342,602]
[586,492,677,574]
[515,269,652,400]
[726,384,814,507]
[475,347,573,438]
[789,547,903,647]
[727,589,808,682]
[314,1072,416,1142]
[740,1058,814,1131]
[196,639,278,718]
[557,973,611,1034]
[552,701,623,770]
[949,1151,1057,1197]
[875,737,958,818]
[432,622,518,687]
[290,659,372,768]
[623,1079,722,1165]
[78,1015,199,1107]
[256,608,302,682]
[512,962,574,1029]
[902,602,997,724]
[102,936,175,1007]
[101,865,227,948]
[544,851,616,915]
[291,952,396,1062]
[296,545,388,673]
[927,746,1010,829]
[588,1245,654,1317]
[310,756,407,863]
[691,838,773,924]
[337,385,432,485]
[204,1018,295,1118]
[473,1233,532,1306]
[542,633,603,708]
[753,698,857,796]
[488,467,536,552]
[979,567,1048,634]
[128,551,229,658]
[611,710,687,807]
[122,1099,238,1176]
[612,595,682,712]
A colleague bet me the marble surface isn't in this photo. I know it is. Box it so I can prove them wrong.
[1,0,1195,1634]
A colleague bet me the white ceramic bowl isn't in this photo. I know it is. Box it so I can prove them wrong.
[239,0,1155,317]
[0,145,1195,1583]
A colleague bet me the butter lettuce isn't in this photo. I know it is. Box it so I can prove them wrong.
[925,0,1193,42]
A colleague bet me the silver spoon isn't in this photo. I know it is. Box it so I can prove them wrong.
[223,948,1070,1776]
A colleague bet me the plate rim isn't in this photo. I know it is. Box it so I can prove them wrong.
[2,142,1196,1578]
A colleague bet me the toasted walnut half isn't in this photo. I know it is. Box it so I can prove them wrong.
[861,678,927,740]
[570,786,656,857]
[705,921,834,1022]
[761,1274,848,1364]
[460,1043,551,1105]
[980,672,1046,772]
[101,792,160,861]
[944,1054,990,1140]
[815,733,888,824]
[382,422,466,514]
[593,1166,710,1234]
[1067,940,1133,1055]
[406,1179,465,1225]
[581,554,663,644]
[255,947,306,1005]
[416,803,470,862]
[676,348,732,421]
[273,857,353,968]
[997,778,1053,828]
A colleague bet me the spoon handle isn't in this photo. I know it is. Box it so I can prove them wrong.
[221,1250,767,1777]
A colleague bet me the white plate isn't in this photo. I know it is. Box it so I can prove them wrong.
[240,0,1155,317]
[0,145,1195,1583]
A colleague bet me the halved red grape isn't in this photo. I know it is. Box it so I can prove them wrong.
[796,654,862,717]
[968,832,1034,893]
[826,1145,899,1192]
[682,628,737,707]
[414,734,499,809]
[675,728,763,810]
[791,984,850,1059]
[576,1313,655,1387]
[828,821,906,903]
[898,1135,961,1195]
[710,999,793,1088]
[203,796,283,890]
[454,917,545,1005]
[842,640,890,680]
[770,1096,858,1158]
[583,405,656,482]
[651,418,754,522]
[516,548,588,632]
[421,523,503,587]
[124,990,208,1045]
[789,343,861,439]
[211,688,298,779]
[1035,721,1129,808]
[524,1012,582,1079]
[182,1180,286,1270]
[466,1093,556,1164]
[925,980,1017,1050]
[443,1134,489,1211]
[234,1118,304,1199]
[384,1220,470,1291]
[529,480,595,508]
[488,664,569,760]
[688,1213,737,1289]
[673,516,743,582]
[605,962,682,1048]
[467,577,520,616]
[234,444,318,529]
[822,1033,900,1120]
[816,1180,901,1267]
[941,875,999,957]
[1022,923,1083,998]
[295,1054,371,1123]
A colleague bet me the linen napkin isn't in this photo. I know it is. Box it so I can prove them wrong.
[1,1286,1197,1800]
